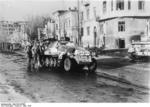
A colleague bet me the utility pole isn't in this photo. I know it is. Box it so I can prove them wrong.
[77,0,80,46]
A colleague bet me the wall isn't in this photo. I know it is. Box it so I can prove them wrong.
[53,11,62,40]
[97,0,150,49]
[101,18,147,49]
[81,0,101,48]
[100,0,150,20]
[57,10,78,44]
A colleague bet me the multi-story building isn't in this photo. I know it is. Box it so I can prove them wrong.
[81,0,101,48]
[81,0,150,49]
[41,18,55,39]
[12,21,28,44]
[0,21,14,35]
[53,10,67,40]
[13,21,26,33]
[0,21,28,44]
[53,8,79,44]
[46,19,55,39]
[0,21,15,42]
[0,21,26,35]
[98,0,150,49]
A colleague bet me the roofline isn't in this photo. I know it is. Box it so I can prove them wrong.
[132,41,150,45]
[52,10,67,15]
[60,10,78,16]
[98,16,150,22]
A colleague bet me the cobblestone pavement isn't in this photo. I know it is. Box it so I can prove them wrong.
[0,53,149,102]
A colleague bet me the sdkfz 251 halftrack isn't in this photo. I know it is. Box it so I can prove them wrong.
[38,39,97,72]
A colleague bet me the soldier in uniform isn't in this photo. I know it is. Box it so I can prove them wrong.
[26,42,33,71]
[39,41,45,67]
[36,41,42,68]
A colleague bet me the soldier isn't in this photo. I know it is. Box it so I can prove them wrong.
[32,41,42,71]
[26,43,33,71]
[39,41,45,67]
[32,41,38,63]
[36,41,42,68]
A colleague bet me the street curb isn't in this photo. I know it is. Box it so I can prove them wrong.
[0,74,32,102]
[96,72,150,90]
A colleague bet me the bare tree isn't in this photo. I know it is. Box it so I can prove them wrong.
[25,15,49,41]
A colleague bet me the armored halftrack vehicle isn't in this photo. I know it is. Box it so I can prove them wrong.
[40,37,97,72]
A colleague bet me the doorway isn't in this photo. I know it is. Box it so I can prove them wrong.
[118,39,125,48]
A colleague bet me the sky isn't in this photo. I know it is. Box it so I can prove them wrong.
[0,0,77,21]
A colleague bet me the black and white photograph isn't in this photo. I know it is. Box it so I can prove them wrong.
[0,0,150,104]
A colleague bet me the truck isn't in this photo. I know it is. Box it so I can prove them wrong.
[128,41,150,61]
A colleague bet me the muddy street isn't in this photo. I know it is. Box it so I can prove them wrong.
[0,53,149,102]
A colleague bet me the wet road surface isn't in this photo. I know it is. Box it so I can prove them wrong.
[0,53,149,102]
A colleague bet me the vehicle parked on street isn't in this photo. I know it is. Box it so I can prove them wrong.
[128,41,150,61]
[39,38,97,72]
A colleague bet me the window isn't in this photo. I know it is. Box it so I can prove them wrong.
[81,27,83,36]
[100,24,104,34]
[118,21,125,32]
[103,1,107,13]
[65,21,67,29]
[87,26,90,35]
[138,0,144,10]
[70,35,73,41]
[116,0,124,10]
[93,7,96,17]
[68,19,70,27]
[128,0,131,10]
[111,0,113,11]
[56,24,58,30]
[81,12,84,20]
[86,8,90,19]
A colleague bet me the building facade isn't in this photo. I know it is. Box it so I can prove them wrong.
[53,8,78,44]
[81,0,150,49]
[9,21,28,46]
[53,10,67,40]
[0,21,28,45]
[0,21,14,36]
[98,0,150,49]
[81,0,101,48]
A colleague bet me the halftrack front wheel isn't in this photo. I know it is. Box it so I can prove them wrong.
[62,57,76,72]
